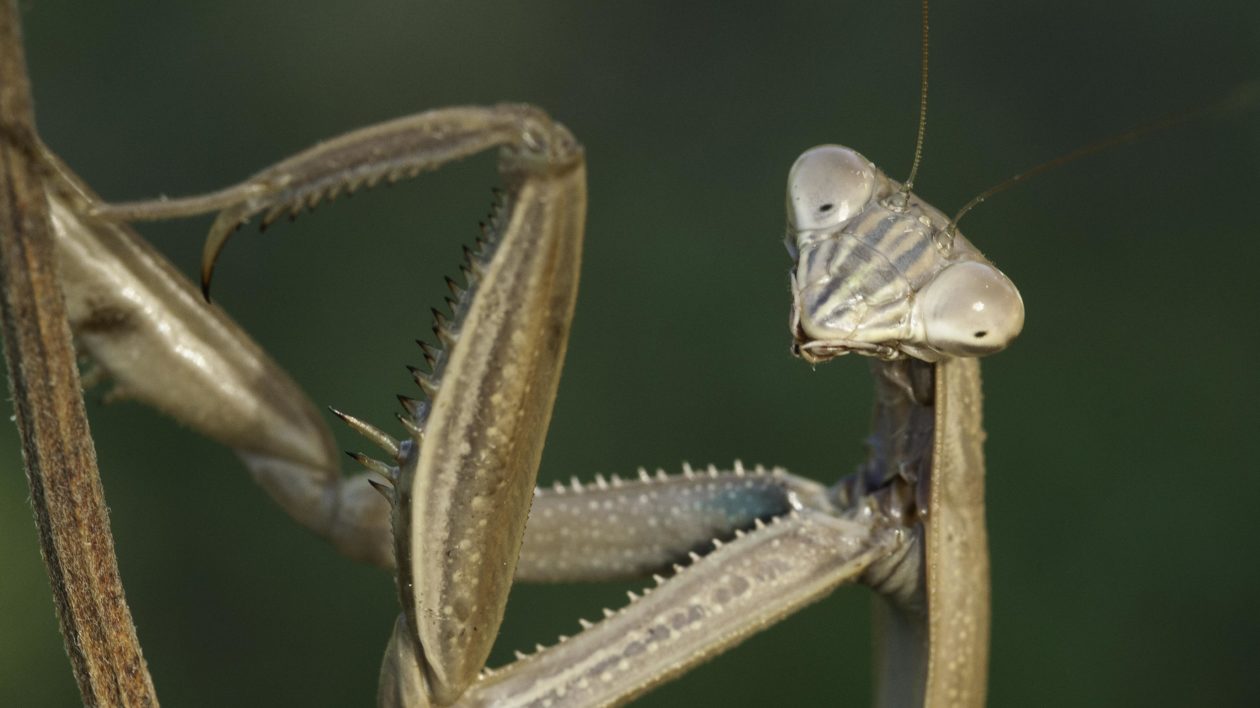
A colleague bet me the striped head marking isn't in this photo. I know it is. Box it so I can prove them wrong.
[785,145,1024,363]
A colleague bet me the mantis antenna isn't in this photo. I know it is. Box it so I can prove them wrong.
[942,81,1260,246]
[896,0,931,209]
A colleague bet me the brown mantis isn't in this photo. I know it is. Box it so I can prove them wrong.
[4,2,1259,707]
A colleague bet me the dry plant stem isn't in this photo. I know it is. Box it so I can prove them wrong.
[0,2,158,705]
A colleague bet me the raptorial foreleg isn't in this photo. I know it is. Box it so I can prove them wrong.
[388,507,903,707]
[91,105,587,707]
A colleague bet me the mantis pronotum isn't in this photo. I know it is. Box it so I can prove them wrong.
[3,3,1258,706]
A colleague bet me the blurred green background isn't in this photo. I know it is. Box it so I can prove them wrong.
[3,1,1258,705]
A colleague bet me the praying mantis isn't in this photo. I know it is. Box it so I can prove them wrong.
[3,2,1259,707]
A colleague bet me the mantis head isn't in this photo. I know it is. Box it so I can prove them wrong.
[785,145,1024,363]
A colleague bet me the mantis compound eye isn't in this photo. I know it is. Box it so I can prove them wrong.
[916,260,1025,357]
[786,145,877,231]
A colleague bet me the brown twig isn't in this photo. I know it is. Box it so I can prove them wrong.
[0,2,158,705]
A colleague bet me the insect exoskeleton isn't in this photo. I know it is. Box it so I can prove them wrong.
[785,144,1024,363]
